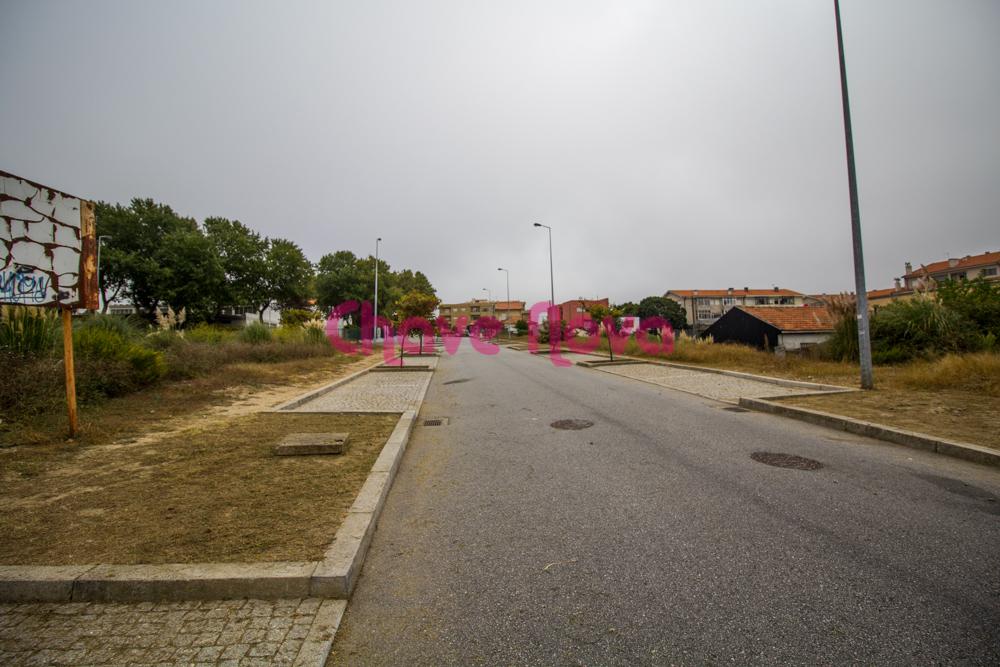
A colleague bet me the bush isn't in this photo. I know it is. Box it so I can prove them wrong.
[869,296,981,361]
[239,322,273,344]
[186,323,234,344]
[937,277,1000,339]
[0,306,59,356]
[77,313,141,340]
[73,326,166,395]
[515,319,529,335]
[280,308,320,328]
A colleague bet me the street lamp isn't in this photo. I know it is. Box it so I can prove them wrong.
[96,235,111,313]
[533,223,555,307]
[833,0,874,389]
[374,237,382,342]
[497,267,510,338]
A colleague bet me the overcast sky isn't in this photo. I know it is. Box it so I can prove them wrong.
[2,0,997,305]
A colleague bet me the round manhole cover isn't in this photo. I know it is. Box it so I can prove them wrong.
[751,451,822,471]
[550,419,594,430]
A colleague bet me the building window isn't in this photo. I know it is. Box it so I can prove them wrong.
[722,297,736,306]
[696,309,713,320]
[949,272,966,281]
[982,267,998,277]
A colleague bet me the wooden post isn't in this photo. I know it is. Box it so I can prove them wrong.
[61,308,78,438]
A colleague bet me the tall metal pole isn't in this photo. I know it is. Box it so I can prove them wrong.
[834,0,874,389]
[498,267,510,338]
[374,237,381,343]
[533,223,555,306]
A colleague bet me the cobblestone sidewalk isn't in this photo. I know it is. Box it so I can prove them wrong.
[595,362,827,402]
[291,370,431,413]
[0,597,343,666]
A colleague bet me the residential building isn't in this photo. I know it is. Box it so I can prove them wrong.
[902,250,1000,290]
[105,301,282,326]
[559,298,609,327]
[665,288,807,332]
[701,305,833,351]
[494,300,526,327]
[437,299,497,327]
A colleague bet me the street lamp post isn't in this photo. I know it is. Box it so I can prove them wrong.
[374,237,382,343]
[833,0,874,389]
[533,223,554,307]
[96,235,111,313]
[497,267,510,338]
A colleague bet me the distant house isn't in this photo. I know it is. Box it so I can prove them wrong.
[559,298,609,328]
[902,250,1000,290]
[665,288,807,333]
[701,305,834,351]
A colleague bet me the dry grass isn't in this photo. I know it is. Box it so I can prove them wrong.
[0,412,399,564]
[588,334,1000,448]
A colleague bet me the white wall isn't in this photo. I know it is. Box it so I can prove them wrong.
[777,332,830,350]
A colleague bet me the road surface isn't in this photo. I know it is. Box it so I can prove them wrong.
[329,343,1000,665]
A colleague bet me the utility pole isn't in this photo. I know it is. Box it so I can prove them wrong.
[834,0,874,389]
[374,237,381,343]
[498,267,510,338]
[533,223,555,306]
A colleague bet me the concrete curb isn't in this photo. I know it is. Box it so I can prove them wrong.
[0,362,434,603]
[310,368,431,598]
[293,599,348,667]
[738,397,1000,468]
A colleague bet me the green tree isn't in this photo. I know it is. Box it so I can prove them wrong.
[615,301,640,316]
[638,296,687,331]
[937,276,1000,340]
[396,290,440,354]
[94,198,223,320]
[265,239,313,314]
[204,217,270,317]
[315,250,365,314]
[154,229,225,319]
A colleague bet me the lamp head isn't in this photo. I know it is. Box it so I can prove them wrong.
[533,223,542,227]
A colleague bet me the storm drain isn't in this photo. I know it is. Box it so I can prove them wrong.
[550,419,594,430]
[423,417,450,426]
[750,451,822,471]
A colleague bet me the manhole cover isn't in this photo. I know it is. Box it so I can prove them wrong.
[750,452,822,470]
[443,378,471,385]
[723,406,749,413]
[550,419,594,430]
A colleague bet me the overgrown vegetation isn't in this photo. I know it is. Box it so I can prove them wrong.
[0,308,337,435]
[824,279,998,364]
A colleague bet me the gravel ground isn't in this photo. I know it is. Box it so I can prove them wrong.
[291,371,432,413]
[0,598,343,666]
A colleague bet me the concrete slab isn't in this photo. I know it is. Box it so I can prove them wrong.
[274,432,349,456]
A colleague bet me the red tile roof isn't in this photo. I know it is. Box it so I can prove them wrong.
[904,251,1000,278]
[494,301,525,310]
[668,288,804,298]
[738,306,834,332]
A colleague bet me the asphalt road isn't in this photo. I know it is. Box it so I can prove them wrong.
[328,343,1000,665]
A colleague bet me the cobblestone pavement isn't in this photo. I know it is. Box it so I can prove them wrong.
[0,598,343,666]
[593,362,826,402]
[291,371,431,413]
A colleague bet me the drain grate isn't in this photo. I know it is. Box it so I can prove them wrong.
[443,378,471,385]
[750,451,822,471]
[551,419,594,430]
[423,417,450,426]
[723,406,749,413]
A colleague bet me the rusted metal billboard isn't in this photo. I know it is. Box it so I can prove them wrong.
[1,169,98,310]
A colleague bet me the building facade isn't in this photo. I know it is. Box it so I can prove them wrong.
[665,288,807,332]
[902,251,1000,290]
[700,305,833,351]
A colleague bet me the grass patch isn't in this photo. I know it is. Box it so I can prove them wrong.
[0,410,400,565]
